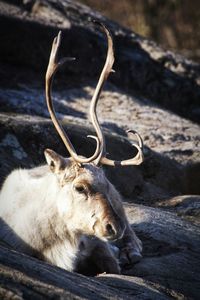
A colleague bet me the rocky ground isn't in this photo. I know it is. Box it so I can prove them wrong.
[0,1,200,299]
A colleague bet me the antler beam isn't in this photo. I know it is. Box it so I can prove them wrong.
[89,22,115,164]
[45,31,100,164]
[89,23,144,166]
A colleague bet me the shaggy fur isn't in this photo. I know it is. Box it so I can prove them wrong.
[0,149,142,274]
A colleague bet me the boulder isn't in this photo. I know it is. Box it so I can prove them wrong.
[0,0,199,299]
[0,204,199,299]
[0,0,200,123]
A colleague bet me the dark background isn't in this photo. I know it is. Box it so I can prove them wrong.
[80,0,200,62]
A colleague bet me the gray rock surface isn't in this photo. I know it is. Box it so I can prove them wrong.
[0,0,200,299]
[0,204,199,299]
[0,0,200,123]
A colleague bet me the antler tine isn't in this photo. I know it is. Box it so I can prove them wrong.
[89,23,144,167]
[89,22,115,164]
[45,31,100,164]
[100,130,144,166]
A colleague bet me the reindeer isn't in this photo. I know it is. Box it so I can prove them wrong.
[0,23,143,275]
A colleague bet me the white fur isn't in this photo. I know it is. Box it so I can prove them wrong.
[0,152,142,273]
[0,166,77,270]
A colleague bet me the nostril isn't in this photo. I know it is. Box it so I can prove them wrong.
[106,223,116,236]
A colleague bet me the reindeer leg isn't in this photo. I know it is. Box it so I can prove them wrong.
[75,236,120,275]
[114,222,142,268]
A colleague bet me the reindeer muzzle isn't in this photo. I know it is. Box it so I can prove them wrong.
[103,216,126,241]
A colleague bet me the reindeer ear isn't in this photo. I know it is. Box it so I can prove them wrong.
[44,149,69,173]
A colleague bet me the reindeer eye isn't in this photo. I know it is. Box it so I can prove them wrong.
[74,184,86,194]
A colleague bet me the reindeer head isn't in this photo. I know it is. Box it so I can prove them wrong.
[44,23,144,242]
[44,149,125,241]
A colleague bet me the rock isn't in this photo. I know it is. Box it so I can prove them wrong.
[0,244,171,299]
[0,0,199,299]
[157,195,200,224]
[0,0,200,123]
[123,204,200,299]
[0,84,199,200]
[0,204,199,299]
[0,112,183,201]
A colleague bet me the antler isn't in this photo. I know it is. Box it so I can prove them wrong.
[45,31,100,164]
[90,23,144,166]
[89,22,115,164]
[100,130,144,166]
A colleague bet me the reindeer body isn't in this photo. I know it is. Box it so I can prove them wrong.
[0,24,143,274]
[0,157,134,273]
[0,155,141,274]
[0,165,79,271]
